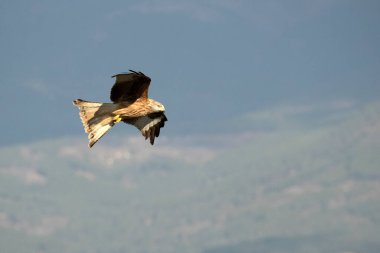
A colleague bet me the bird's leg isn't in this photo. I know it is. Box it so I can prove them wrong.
[112,114,122,125]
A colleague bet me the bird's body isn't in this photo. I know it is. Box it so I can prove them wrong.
[73,70,167,148]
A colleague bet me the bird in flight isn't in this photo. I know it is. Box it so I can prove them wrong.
[73,70,167,148]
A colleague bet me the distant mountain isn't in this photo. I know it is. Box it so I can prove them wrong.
[0,101,379,253]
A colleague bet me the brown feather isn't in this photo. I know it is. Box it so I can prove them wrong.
[110,70,151,103]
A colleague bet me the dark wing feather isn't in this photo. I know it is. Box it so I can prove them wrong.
[110,70,151,103]
[123,113,167,145]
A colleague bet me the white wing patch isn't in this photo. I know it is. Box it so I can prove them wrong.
[132,115,166,145]
[141,117,162,133]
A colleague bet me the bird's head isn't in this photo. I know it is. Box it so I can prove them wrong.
[150,100,166,112]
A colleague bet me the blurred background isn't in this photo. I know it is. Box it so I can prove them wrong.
[1,1,379,252]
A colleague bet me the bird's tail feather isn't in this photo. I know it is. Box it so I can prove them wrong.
[73,99,119,148]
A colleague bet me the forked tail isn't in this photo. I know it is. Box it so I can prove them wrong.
[73,99,119,148]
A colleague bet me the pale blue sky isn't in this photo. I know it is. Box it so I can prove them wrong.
[1,0,379,145]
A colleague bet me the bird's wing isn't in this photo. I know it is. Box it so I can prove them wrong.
[110,70,151,103]
[124,113,167,145]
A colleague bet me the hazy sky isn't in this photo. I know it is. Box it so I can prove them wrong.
[1,0,379,145]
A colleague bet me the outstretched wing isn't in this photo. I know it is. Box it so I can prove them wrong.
[124,113,168,145]
[110,70,151,103]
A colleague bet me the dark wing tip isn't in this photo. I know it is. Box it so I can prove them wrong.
[128,69,139,74]
[143,130,155,144]
[110,70,151,102]
[111,72,128,78]
[141,114,167,145]
[154,125,161,137]
[111,70,151,83]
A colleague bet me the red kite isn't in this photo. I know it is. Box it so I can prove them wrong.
[73,70,167,148]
